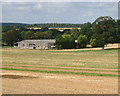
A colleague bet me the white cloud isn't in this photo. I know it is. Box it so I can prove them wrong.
[35,3,43,9]
[83,2,117,16]
[106,7,117,13]
[83,11,99,17]
[2,0,34,2]
[2,0,119,2]
[105,4,118,13]
[2,2,31,11]
[2,2,118,24]
[17,6,30,11]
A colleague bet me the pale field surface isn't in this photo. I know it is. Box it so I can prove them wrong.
[2,70,118,94]
[1,43,119,94]
[0,46,2,95]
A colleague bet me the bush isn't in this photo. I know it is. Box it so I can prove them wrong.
[2,30,21,46]
[55,34,63,49]
[55,34,76,49]
[77,35,88,48]
[90,38,105,48]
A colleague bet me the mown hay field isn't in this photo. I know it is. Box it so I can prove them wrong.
[2,47,118,76]
[1,47,119,94]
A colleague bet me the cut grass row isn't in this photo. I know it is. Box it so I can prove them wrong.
[48,48,118,53]
[1,68,119,77]
[2,65,117,75]
[3,64,118,72]
[2,48,118,77]
[2,61,118,69]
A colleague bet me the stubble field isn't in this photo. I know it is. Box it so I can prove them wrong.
[1,47,119,94]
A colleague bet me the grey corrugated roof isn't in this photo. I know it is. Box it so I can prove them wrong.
[19,39,55,44]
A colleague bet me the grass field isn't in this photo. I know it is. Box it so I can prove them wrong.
[1,47,119,94]
[2,47,118,77]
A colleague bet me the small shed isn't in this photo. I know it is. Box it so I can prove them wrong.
[16,39,55,49]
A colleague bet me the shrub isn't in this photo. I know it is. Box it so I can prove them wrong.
[77,35,88,48]
[90,38,105,48]
[55,34,75,49]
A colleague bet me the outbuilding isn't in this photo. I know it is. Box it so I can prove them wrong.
[16,39,55,49]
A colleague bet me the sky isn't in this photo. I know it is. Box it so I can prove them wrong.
[1,1,118,24]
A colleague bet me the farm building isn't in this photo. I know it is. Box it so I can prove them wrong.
[16,39,55,49]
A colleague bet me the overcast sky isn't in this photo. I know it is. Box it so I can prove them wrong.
[2,2,118,24]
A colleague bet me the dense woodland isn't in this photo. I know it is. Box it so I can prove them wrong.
[1,16,120,49]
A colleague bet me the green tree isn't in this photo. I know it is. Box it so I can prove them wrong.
[55,34,63,49]
[70,29,80,39]
[108,37,115,44]
[115,27,120,43]
[40,27,49,32]
[50,29,61,38]
[34,30,53,39]
[44,30,53,39]
[2,26,17,33]
[55,34,75,49]
[77,35,88,48]
[62,34,76,49]
[90,35,105,49]
[21,31,35,40]
[80,22,92,42]
[34,32,45,39]
[93,16,116,30]
[2,30,21,46]
[92,16,117,44]
[63,29,71,34]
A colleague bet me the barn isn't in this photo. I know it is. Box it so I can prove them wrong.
[16,39,55,49]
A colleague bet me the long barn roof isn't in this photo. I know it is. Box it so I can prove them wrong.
[18,39,55,44]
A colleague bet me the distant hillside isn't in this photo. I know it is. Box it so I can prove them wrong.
[32,23,81,28]
[1,23,29,26]
[1,23,81,28]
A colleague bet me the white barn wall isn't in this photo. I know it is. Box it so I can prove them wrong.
[17,39,55,49]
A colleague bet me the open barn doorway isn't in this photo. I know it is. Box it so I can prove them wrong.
[33,47,36,49]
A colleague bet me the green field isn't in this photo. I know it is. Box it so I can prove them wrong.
[2,47,119,76]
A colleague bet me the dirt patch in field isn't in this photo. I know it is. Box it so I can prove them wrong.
[2,75,38,79]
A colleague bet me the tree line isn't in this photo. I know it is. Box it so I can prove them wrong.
[2,23,81,29]
[2,16,120,49]
[56,16,119,49]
